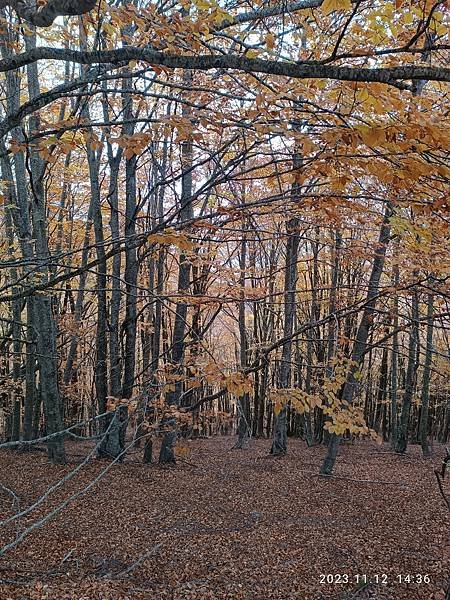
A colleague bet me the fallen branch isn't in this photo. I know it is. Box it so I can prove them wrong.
[434,447,450,511]
[0,410,113,450]
[112,544,162,578]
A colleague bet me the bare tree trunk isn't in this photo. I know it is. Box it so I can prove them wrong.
[4,193,22,441]
[107,151,122,398]
[77,19,108,430]
[159,71,194,463]
[419,290,434,456]
[0,17,36,443]
[319,229,341,444]
[121,78,139,400]
[395,290,420,453]
[23,299,36,441]
[303,228,319,445]
[270,216,299,455]
[234,226,250,449]
[390,243,400,447]
[26,31,66,463]
[270,112,302,456]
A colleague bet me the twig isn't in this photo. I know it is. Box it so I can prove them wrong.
[0,410,114,450]
[112,544,162,578]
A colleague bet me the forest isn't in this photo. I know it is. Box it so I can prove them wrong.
[0,0,449,598]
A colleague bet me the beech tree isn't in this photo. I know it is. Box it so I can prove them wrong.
[0,0,448,475]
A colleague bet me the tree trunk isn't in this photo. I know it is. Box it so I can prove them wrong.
[419,291,434,456]
[390,240,400,446]
[26,31,66,463]
[234,227,250,449]
[270,112,302,455]
[78,20,108,426]
[320,208,391,474]
[159,70,194,463]
[270,216,299,455]
[270,406,288,455]
[98,406,128,461]
[121,76,139,400]
[395,290,419,454]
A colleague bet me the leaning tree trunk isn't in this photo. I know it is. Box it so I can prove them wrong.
[320,208,391,475]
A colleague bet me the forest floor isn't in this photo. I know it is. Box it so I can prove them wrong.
[0,437,449,600]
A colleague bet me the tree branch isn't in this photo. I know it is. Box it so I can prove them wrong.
[0,0,97,27]
[0,46,448,86]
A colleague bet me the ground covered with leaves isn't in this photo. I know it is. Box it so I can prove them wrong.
[0,437,449,599]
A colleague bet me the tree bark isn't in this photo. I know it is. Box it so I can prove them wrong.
[26,30,66,462]
[320,208,391,475]
[159,70,194,463]
[419,291,434,456]
[395,290,419,454]
[390,242,400,447]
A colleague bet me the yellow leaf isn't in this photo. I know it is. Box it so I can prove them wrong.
[322,0,351,15]
[265,33,276,50]
[195,0,211,9]
[356,88,369,103]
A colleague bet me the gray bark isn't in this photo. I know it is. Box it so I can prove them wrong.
[419,291,434,456]
[159,72,194,463]
[395,290,420,453]
[78,22,108,425]
[25,31,66,463]
[270,115,302,456]
[234,227,250,449]
[320,208,391,474]
[271,216,299,455]
[390,243,400,447]
[0,47,448,88]
[121,72,139,400]
[98,406,128,461]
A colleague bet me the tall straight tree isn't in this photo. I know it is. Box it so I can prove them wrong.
[25,29,66,462]
[78,17,108,425]
[159,70,194,463]
[395,289,420,454]
[270,115,303,456]
[418,290,434,456]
